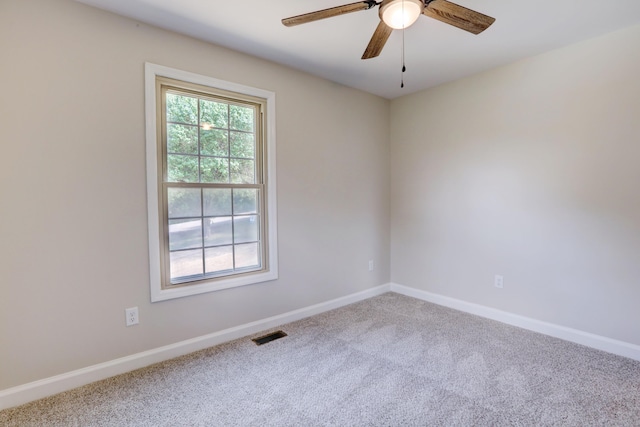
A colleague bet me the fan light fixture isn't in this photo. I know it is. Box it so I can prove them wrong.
[379,0,424,30]
[281,0,496,62]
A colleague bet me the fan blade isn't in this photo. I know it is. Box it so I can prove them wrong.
[362,21,393,59]
[282,1,374,27]
[423,0,495,35]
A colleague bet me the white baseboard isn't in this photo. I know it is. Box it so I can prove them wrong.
[6,282,636,411]
[390,282,640,362]
[0,284,391,411]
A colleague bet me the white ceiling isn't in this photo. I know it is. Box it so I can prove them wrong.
[76,0,640,99]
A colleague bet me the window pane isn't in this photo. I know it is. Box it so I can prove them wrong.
[234,215,258,244]
[235,243,260,269]
[167,93,197,125]
[204,217,232,246]
[201,129,228,157]
[203,188,232,216]
[200,99,228,129]
[201,157,229,183]
[169,219,202,250]
[168,188,201,219]
[167,155,199,183]
[230,159,255,184]
[205,246,233,273]
[230,131,255,159]
[170,249,203,281]
[233,189,257,214]
[167,124,198,154]
[230,105,254,132]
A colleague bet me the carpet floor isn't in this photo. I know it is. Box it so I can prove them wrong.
[2,292,640,426]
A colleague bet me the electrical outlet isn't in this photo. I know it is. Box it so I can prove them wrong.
[368,260,374,271]
[494,275,504,289]
[125,307,139,326]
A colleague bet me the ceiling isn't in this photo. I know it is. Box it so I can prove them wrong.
[75,0,640,99]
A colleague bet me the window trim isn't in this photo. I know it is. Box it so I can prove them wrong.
[145,63,278,302]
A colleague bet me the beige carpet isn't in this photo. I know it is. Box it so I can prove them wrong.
[2,292,640,426]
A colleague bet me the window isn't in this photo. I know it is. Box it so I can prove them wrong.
[145,64,277,302]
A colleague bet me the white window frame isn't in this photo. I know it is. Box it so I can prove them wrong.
[145,63,278,302]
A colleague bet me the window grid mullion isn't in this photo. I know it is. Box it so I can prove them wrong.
[197,97,202,184]
[227,104,231,184]
[166,182,261,190]
[200,187,206,277]
[231,188,236,271]
[227,103,234,272]
[197,100,206,276]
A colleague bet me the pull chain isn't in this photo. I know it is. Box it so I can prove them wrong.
[401,0,406,88]
[401,28,406,88]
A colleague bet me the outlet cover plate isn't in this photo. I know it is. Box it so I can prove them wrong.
[125,307,139,326]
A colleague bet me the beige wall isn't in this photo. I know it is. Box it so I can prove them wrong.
[391,24,640,345]
[0,0,390,389]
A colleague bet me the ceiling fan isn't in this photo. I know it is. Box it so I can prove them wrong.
[282,0,495,59]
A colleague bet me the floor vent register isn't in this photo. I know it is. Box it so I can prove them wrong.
[252,330,288,346]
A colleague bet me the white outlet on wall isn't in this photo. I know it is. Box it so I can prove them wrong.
[368,260,374,271]
[494,275,504,289]
[125,307,139,326]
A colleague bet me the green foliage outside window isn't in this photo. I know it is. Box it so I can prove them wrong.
[166,93,256,184]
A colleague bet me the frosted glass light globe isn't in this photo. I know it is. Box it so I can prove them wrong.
[380,0,423,30]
